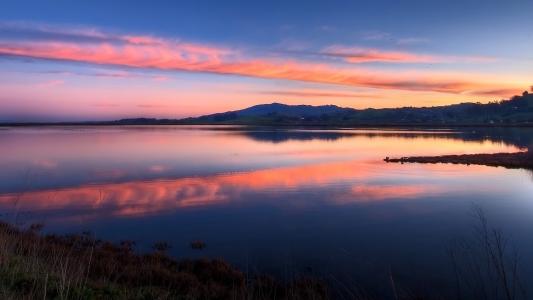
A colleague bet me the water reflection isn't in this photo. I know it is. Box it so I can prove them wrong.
[0,126,522,194]
[225,127,533,148]
[0,126,528,221]
[1,126,533,297]
[0,159,502,223]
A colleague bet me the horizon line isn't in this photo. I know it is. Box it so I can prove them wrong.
[1,91,531,124]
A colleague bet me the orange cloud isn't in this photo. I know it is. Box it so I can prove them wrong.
[0,24,521,96]
[257,90,380,98]
[322,45,496,64]
[466,88,525,97]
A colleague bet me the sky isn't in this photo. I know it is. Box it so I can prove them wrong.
[0,0,532,121]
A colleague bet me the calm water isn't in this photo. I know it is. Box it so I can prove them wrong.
[1,126,532,296]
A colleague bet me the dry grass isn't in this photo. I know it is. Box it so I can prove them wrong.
[447,206,528,300]
[0,205,528,299]
[0,221,328,299]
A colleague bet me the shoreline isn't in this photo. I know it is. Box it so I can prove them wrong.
[0,221,327,299]
[384,151,533,170]
[2,123,533,128]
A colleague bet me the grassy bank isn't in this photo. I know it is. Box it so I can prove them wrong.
[0,222,327,300]
[0,208,528,299]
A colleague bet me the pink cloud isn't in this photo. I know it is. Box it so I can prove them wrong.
[136,104,167,108]
[92,102,120,107]
[36,79,64,88]
[258,90,380,98]
[149,165,167,172]
[322,45,496,64]
[32,159,57,169]
[152,75,169,82]
[0,23,518,96]
[467,88,524,97]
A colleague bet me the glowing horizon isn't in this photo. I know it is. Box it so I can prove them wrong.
[0,1,532,122]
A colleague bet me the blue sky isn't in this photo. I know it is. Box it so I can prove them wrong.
[0,0,532,121]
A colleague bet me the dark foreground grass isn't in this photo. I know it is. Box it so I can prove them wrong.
[0,222,327,300]
[0,207,528,300]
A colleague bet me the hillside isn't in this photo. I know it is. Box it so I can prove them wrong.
[177,91,533,126]
[4,91,532,127]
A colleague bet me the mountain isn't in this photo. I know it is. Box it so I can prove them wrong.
[180,102,354,124]
[6,91,532,126]
[223,103,351,117]
[177,91,533,126]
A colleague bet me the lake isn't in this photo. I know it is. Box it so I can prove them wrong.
[1,126,532,297]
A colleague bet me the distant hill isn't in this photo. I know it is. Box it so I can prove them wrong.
[222,103,350,117]
[180,102,354,124]
[175,91,533,126]
[4,91,533,127]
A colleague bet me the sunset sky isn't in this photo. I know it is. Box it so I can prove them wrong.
[0,0,532,121]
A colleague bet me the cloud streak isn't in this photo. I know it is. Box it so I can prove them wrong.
[322,45,496,64]
[36,79,64,88]
[359,30,430,46]
[257,90,380,98]
[0,23,519,96]
[23,69,171,80]
[467,88,524,97]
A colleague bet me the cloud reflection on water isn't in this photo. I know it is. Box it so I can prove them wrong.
[0,159,497,223]
[0,126,526,227]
